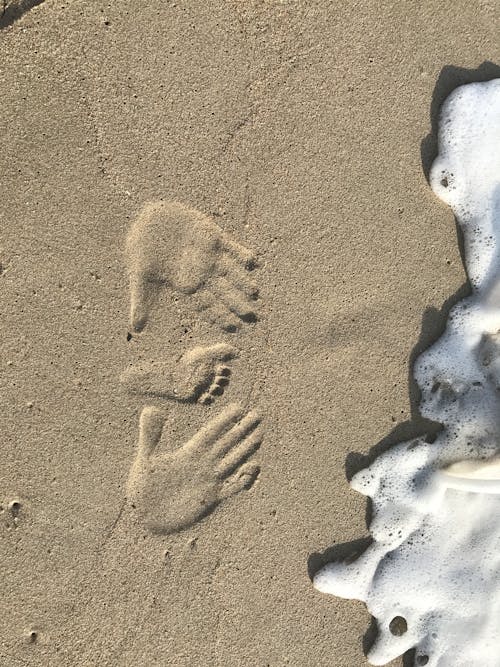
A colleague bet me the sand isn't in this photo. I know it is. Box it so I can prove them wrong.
[1,1,499,665]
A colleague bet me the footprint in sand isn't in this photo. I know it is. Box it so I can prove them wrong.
[120,342,238,404]
[126,201,259,334]
[127,403,262,534]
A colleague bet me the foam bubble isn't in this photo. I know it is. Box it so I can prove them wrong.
[314,78,500,666]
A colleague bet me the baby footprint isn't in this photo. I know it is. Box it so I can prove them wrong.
[120,343,238,403]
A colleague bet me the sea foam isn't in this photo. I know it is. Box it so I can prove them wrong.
[314,79,500,666]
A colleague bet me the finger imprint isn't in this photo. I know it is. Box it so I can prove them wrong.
[213,375,230,387]
[188,403,245,452]
[216,430,263,479]
[217,260,259,298]
[209,383,225,397]
[220,463,260,500]
[211,410,261,458]
[208,281,258,322]
[219,233,256,268]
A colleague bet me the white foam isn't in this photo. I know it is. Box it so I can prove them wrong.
[314,79,500,666]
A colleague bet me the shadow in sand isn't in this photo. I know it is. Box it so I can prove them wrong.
[0,0,45,30]
[308,61,500,666]
[421,61,500,182]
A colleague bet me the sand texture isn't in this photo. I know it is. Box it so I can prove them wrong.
[1,1,500,665]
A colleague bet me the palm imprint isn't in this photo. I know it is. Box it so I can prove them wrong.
[127,403,262,534]
[126,201,259,334]
[120,343,237,404]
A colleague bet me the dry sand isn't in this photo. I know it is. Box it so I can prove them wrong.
[1,1,500,665]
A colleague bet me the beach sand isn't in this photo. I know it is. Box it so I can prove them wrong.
[1,1,499,665]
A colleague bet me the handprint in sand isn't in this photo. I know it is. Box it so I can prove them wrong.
[127,403,262,534]
[120,343,237,404]
[126,201,258,334]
